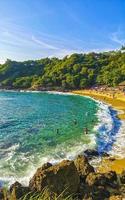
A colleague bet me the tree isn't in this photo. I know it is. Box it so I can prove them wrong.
[0,49,125,90]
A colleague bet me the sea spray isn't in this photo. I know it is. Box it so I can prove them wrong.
[93,100,121,154]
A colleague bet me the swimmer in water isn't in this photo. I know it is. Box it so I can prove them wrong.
[56,129,59,134]
[84,127,89,135]
[73,119,77,125]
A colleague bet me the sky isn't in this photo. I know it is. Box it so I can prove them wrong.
[0,0,125,63]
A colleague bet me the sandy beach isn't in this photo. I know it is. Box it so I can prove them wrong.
[72,89,125,174]
[72,89,125,120]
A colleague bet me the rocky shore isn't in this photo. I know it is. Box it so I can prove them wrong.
[0,154,125,200]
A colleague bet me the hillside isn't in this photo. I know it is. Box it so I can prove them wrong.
[0,50,125,90]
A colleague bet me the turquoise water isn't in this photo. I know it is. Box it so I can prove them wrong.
[0,91,120,185]
[0,91,99,185]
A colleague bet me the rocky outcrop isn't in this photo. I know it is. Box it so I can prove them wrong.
[29,160,80,197]
[74,155,94,179]
[0,154,125,200]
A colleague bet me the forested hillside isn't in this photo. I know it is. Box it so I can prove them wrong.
[0,50,125,90]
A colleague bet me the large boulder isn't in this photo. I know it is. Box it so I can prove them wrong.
[74,155,94,181]
[29,160,80,197]
[9,181,31,200]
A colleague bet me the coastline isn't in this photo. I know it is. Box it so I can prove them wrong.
[72,89,125,174]
[0,89,124,199]
[72,89,125,120]
[1,88,125,174]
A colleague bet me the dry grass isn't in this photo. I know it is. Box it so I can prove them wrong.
[19,188,73,200]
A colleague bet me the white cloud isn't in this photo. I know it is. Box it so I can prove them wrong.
[48,49,82,58]
[31,35,59,50]
[110,31,125,45]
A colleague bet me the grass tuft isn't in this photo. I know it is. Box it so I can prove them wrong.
[20,188,73,200]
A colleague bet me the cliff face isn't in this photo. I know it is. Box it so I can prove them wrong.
[0,155,125,200]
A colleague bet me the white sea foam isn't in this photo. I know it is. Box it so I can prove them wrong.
[3,89,73,96]
[46,91,73,95]
[0,134,97,186]
[94,101,114,138]
[109,119,125,158]
[95,99,125,159]
[86,96,125,160]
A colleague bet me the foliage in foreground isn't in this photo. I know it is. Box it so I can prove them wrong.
[11,188,73,200]
[0,49,125,90]
[21,193,73,200]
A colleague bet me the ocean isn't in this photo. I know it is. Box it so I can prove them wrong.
[0,91,121,186]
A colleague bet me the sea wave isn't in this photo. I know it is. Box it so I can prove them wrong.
[45,91,73,95]
[0,140,96,186]
[0,89,73,96]
[74,95,122,156]
[76,95,124,159]
[109,119,125,158]
[94,100,121,154]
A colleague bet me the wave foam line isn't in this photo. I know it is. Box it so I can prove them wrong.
[94,100,122,155]
[109,119,125,158]
[0,134,97,187]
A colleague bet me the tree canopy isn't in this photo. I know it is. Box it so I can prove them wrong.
[0,50,125,90]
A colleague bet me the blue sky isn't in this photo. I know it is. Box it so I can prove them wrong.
[0,0,125,63]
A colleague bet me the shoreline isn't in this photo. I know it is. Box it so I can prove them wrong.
[72,89,125,174]
[1,87,125,119]
[1,88,125,174]
[72,89,125,120]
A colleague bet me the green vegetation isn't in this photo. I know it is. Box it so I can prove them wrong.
[9,188,73,200]
[0,49,125,90]
[121,45,125,50]
[20,192,73,200]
